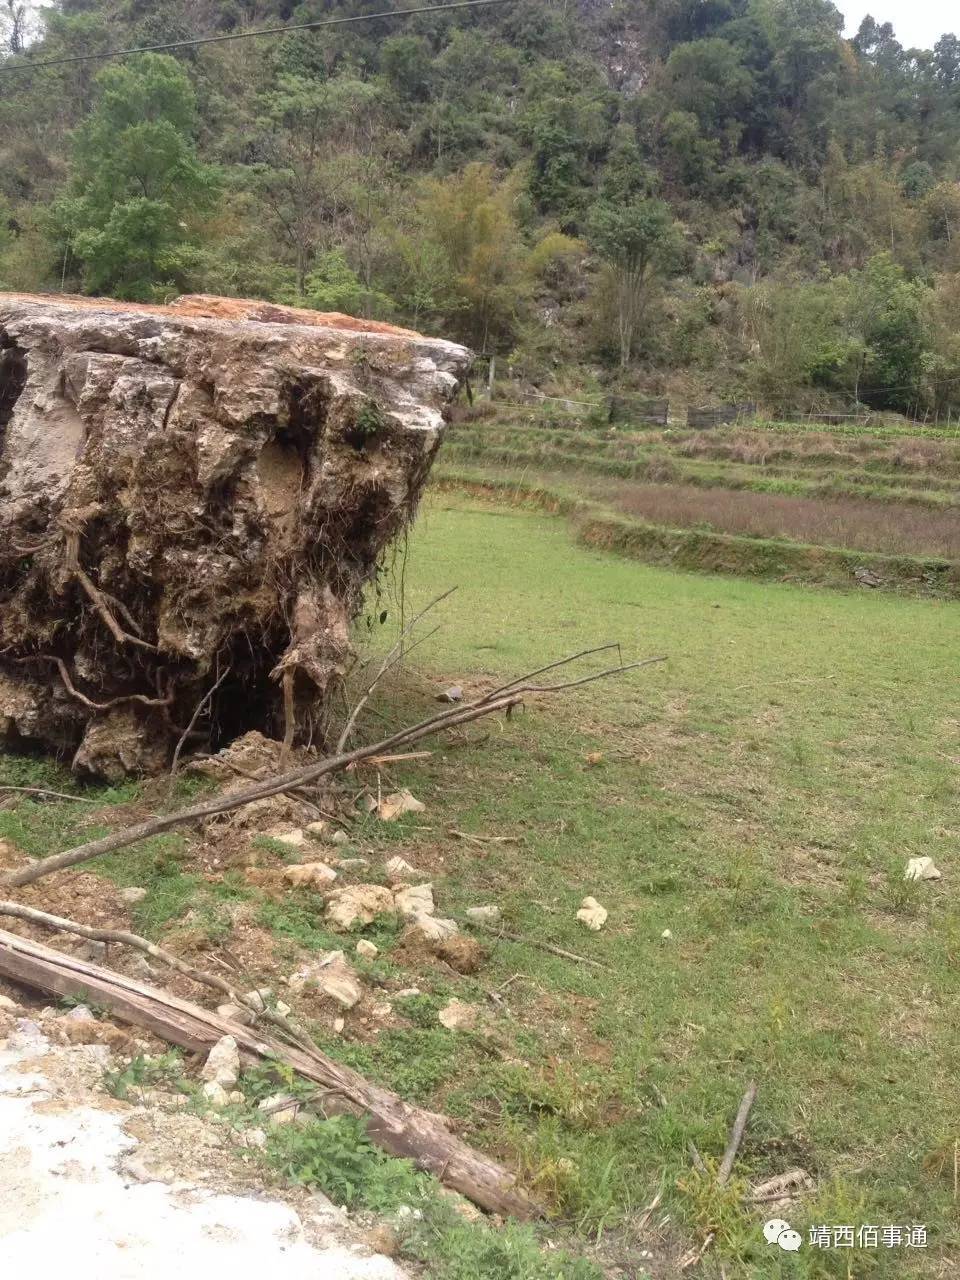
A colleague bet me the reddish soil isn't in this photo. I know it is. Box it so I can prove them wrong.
[0,291,421,338]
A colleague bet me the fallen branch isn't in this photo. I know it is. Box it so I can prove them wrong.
[4,649,665,890]
[717,1081,757,1186]
[0,786,94,803]
[0,926,541,1219]
[336,587,456,753]
[469,921,607,969]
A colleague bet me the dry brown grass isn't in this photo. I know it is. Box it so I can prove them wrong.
[671,429,960,475]
[593,478,960,558]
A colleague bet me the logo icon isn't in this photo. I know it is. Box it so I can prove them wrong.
[764,1218,802,1252]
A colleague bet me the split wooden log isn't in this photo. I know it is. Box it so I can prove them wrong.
[0,926,540,1219]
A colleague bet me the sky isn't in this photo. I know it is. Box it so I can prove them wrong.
[839,0,956,49]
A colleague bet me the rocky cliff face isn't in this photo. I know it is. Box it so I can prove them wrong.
[0,293,471,778]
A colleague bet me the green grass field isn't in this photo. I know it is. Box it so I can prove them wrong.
[2,490,958,1277]
[358,492,959,1276]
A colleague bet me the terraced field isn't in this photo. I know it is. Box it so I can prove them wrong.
[436,412,960,595]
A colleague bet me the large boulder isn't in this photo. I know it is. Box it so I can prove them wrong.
[0,293,470,777]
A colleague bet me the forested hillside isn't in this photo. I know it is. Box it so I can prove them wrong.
[2,0,960,415]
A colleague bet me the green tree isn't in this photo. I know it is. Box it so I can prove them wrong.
[55,53,215,299]
[587,199,684,367]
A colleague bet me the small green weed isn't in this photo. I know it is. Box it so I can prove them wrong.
[104,1050,188,1101]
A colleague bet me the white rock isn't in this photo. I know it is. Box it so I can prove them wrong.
[201,1034,240,1088]
[332,1017,345,1034]
[241,1127,267,1150]
[377,790,425,822]
[661,929,673,940]
[291,952,362,1009]
[395,988,421,999]
[330,829,351,846]
[325,884,395,930]
[275,1000,292,1018]
[576,896,608,931]
[61,1004,95,1022]
[258,1092,300,1125]
[371,1002,393,1019]
[216,1003,255,1026]
[120,886,148,905]
[406,914,458,944]
[385,855,419,882]
[905,856,942,882]
[283,861,338,890]
[436,686,463,703]
[336,857,369,871]
[355,939,379,960]
[0,994,19,1014]
[438,999,478,1031]
[202,1080,232,1108]
[78,940,107,963]
[466,905,501,926]
[270,829,307,850]
[394,883,435,919]
[305,820,328,838]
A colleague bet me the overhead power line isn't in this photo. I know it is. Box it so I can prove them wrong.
[0,0,510,74]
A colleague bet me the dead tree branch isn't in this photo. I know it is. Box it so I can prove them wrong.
[2,648,665,890]
[336,587,456,753]
[717,1081,757,1185]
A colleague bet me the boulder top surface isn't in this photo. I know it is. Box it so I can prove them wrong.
[0,291,425,339]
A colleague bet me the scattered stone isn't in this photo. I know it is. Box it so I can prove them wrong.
[61,1004,95,1022]
[434,935,485,975]
[291,951,362,1009]
[854,566,883,588]
[201,1034,240,1088]
[436,685,463,703]
[305,820,328,839]
[283,861,338,890]
[405,915,458,945]
[576,896,608,931]
[275,999,292,1018]
[332,1017,345,1034]
[371,1002,393,1020]
[216,1003,255,1026]
[363,1224,400,1257]
[466,905,501,926]
[325,883,395,930]
[78,939,107,963]
[335,857,369,871]
[129,955,160,982]
[258,1091,301,1125]
[905,856,942,882]
[661,929,673,940]
[394,882,435,919]
[584,751,604,767]
[240,1127,267,1150]
[377,790,426,822]
[385,855,419,882]
[270,829,307,851]
[395,988,421,999]
[357,793,378,814]
[438,999,479,1031]
[201,1080,232,1108]
[330,829,351,846]
[120,886,148,906]
[0,994,19,1014]
[355,939,379,960]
